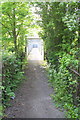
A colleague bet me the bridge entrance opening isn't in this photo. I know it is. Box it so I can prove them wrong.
[27,37,44,61]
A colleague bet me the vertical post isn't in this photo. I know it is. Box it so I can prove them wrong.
[41,39,44,60]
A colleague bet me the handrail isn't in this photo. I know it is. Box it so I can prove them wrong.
[67,67,80,77]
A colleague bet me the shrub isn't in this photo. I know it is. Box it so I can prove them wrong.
[48,52,79,118]
[2,53,25,107]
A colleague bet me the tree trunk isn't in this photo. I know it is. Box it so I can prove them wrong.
[12,3,17,55]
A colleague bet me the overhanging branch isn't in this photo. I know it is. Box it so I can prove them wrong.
[0,22,12,36]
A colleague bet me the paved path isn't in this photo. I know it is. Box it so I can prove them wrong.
[5,48,64,118]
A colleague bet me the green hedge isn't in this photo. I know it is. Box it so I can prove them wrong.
[2,53,26,108]
[48,52,79,118]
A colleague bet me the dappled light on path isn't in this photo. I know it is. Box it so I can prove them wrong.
[28,48,43,61]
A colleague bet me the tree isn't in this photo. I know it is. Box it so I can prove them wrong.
[35,2,80,118]
[2,2,32,58]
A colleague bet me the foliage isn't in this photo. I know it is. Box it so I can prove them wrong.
[1,1,80,119]
[1,2,32,117]
[2,2,32,58]
[35,2,80,118]
[0,81,3,118]
[49,53,79,118]
[2,53,26,107]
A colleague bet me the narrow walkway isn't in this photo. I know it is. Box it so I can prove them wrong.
[5,48,64,118]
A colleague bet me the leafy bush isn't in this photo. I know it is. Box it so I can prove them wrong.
[2,53,25,107]
[0,81,3,118]
[36,2,79,118]
[48,52,79,118]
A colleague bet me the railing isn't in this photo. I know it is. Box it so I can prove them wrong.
[67,66,80,106]
[67,67,80,77]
